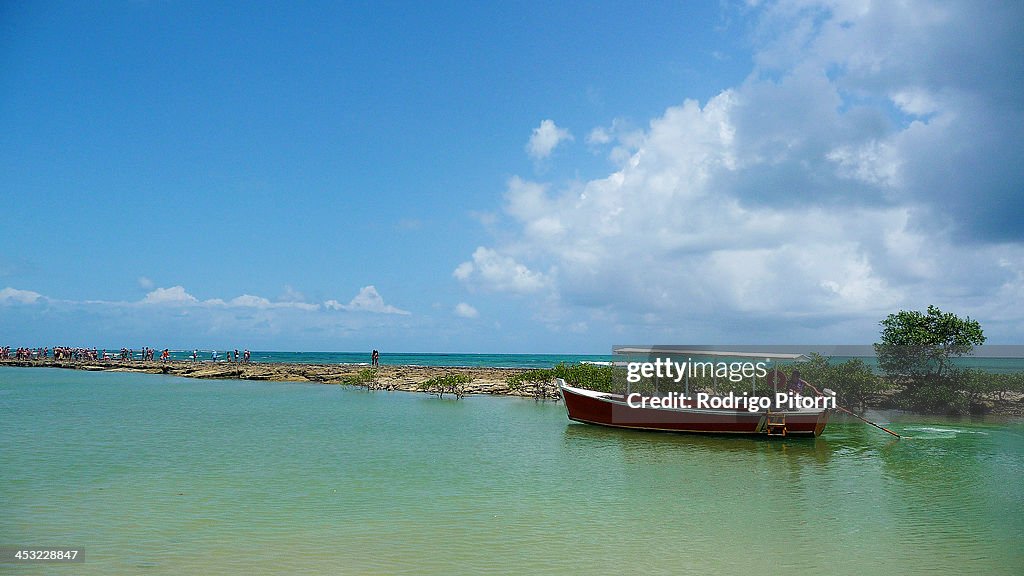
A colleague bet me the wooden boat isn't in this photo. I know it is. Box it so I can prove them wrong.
[559,381,830,436]
[558,347,833,437]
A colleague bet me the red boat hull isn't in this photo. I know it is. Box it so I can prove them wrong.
[559,381,830,437]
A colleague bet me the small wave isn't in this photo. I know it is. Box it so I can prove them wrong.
[903,426,989,437]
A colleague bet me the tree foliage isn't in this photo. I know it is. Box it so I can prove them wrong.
[792,353,889,414]
[874,305,985,413]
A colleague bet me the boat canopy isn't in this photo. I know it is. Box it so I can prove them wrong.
[612,346,807,362]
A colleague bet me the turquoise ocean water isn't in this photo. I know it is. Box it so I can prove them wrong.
[1,366,1022,575]
[148,350,1024,373]
[158,351,613,368]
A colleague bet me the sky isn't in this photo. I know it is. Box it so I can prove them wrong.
[1,0,1022,353]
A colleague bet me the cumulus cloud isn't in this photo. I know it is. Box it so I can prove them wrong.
[228,294,271,308]
[141,285,198,305]
[279,285,306,302]
[137,286,313,310]
[0,287,42,305]
[454,302,479,319]
[826,141,901,189]
[457,0,1024,341]
[4,283,406,316]
[323,286,410,315]
[586,127,611,145]
[739,0,1024,238]
[220,294,315,310]
[0,282,424,348]
[454,246,549,295]
[526,119,573,159]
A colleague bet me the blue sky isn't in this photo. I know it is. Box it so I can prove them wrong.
[2,1,1022,353]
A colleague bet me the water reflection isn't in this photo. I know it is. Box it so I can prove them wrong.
[561,422,838,467]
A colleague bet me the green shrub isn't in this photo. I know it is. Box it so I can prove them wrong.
[419,372,472,399]
[342,368,377,389]
[792,353,890,414]
[506,362,616,397]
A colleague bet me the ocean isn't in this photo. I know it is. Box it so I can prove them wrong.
[139,349,1024,373]
[155,351,613,368]
[1,366,1022,575]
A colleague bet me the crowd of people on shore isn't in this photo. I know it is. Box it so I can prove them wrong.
[1,346,252,363]
[3,346,101,361]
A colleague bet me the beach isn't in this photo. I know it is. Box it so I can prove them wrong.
[0,358,558,398]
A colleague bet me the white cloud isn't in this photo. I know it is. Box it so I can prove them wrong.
[454,247,549,295]
[526,119,573,160]
[0,283,423,349]
[826,140,901,188]
[213,294,313,310]
[323,286,410,315]
[0,287,42,304]
[452,262,473,281]
[5,284,324,311]
[743,0,1023,238]
[457,0,1024,341]
[279,285,306,302]
[228,294,272,308]
[587,127,611,145]
[890,89,940,118]
[454,302,479,319]
[141,286,198,305]
[135,285,318,310]
[137,276,155,290]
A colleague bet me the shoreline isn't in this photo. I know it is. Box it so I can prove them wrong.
[0,358,560,399]
[3,359,1022,416]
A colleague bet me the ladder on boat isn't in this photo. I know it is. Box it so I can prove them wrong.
[765,412,787,437]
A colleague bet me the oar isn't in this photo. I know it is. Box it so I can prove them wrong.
[801,381,902,439]
[833,405,902,439]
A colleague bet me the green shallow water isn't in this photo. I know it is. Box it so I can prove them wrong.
[1,367,1022,575]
